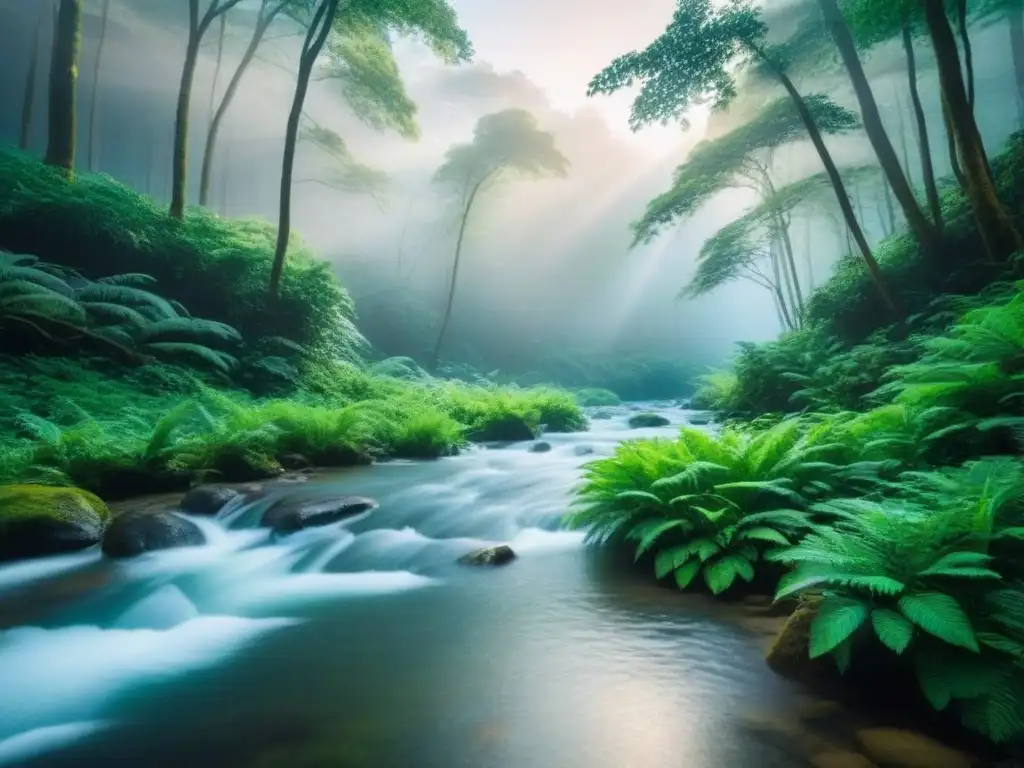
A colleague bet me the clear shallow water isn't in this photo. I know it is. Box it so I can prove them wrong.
[0,406,810,768]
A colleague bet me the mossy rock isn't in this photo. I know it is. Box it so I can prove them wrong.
[458,544,517,566]
[628,412,671,428]
[469,414,537,442]
[0,484,111,561]
[766,597,829,683]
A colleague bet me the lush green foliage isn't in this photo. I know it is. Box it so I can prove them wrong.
[0,356,586,497]
[566,418,883,595]
[0,148,361,361]
[771,459,1024,742]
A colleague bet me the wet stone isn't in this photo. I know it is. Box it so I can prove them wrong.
[102,511,205,558]
[458,544,517,566]
[178,485,241,517]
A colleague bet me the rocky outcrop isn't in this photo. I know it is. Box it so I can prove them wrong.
[102,511,205,558]
[458,544,517,566]
[261,495,378,534]
[0,484,111,561]
[528,441,552,453]
[628,413,671,428]
[178,486,241,517]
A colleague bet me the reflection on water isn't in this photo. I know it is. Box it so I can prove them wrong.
[0,407,815,768]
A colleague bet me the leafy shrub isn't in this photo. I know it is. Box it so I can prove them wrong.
[0,148,360,359]
[565,419,880,595]
[574,388,621,407]
[770,459,1024,743]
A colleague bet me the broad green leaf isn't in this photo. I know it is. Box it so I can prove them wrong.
[871,608,913,654]
[631,518,689,561]
[735,526,791,545]
[654,544,697,579]
[898,592,979,652]
[673,559,703,590]
[809,597,870,658]
[703,554,756,595]
[915,652,952,711]
[615,490,663,505]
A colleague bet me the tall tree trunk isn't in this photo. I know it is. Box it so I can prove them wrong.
[44,0,82,174]
[923,1,1024,260]
[954,0,975,111]
[429,176,490,370]
[778,215,805,319]
[87,0,110,171]
[817,0,939,257]
[768,243,796,332]
[220,140,231,215]
[881,170,897,236]
[774,227,801,326]
[170,0,243,219]
[1010,3,1024,128]
[941,99,966,187]
[902,21,943,231]
[804,216,816,292]
[206,12,227,136]
[758,49,900,318]
[19,10,45,151]
[269,0,340,299]
[893,83,915,187]
[200,3,282,207]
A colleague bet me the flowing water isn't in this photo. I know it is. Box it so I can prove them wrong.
[0,407,818,768]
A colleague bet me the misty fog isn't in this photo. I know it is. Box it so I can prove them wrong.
[1,0,1021,378]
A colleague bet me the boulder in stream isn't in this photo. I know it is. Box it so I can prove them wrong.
[102,511,205,558]
[0,484,111,562]
[458,544,517,566]
[528,441,552,453]
[766,597,827,682]
[261,495,378,534]
[573,445,594,456]
[178,485,241,517]
[628,412,671,428]
[686,412,714,426]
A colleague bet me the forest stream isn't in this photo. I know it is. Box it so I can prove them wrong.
[0,407,956,768]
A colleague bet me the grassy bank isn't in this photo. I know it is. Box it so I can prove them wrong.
[563,133,1024,746]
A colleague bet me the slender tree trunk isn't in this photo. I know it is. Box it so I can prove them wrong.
[804,216,816,292]
[87,0,110,171]
[817,0,939,257]
[170,0,243,219]
[768,243,796,331]
[954,0,975,111]
[941,99,966,187]
[45,0,82,174]
[429,176,490,370]
[200,9,277,207]
[779,215,805,318]
[19,11,44,151]
[270,0,340,299]
[1010,4,1024,128]
[923,1,1024,260]
[220,140,231,215]
[760,52,899,318]
[206,12,227,134]
[893,84,915,187]
[774,227,800,325]
[903,21,943,231]
[881,171,897,236]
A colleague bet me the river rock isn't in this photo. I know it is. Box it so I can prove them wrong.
[458,544,517,566]
[590,409,614,420]
[528,441,552,453]
[574,445,594,456]
[102,511,205,558]
[766,598,827,683]
[855,729,971,768]
[178,485,241,517]
[470,415,537,443]
[628,413,671,428]
[261,495,378,534]
[277,453,312,471]
[686,412,714,426]
[0,484,111,562]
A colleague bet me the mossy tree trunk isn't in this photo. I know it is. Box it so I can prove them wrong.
[922,1,1024,261]
[270,0,341,298]
[756,47,900,319]
[19,9,45,151]
[902,20,943,231]
[170,0,244,220]
[44,0,82,175]
[817,0,940,257]
[201,0,288,207]
[87,0,111,171]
